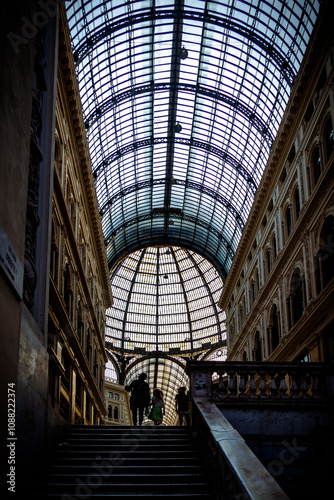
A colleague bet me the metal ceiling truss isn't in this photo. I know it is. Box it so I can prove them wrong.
[99,177,245,229]
[73,9,296,87]
[85,82,274,146]
[94,136,257,194]
[105,211,235,258]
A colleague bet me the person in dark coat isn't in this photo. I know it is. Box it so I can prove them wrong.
[175,386,190,426]
[125,373,150,426]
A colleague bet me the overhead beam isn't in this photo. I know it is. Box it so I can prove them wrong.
[99,177,245,230]
[85,82,273,146]
[104,211,236,261]
[163,0,185,236]
[94,137,258,194]
[73,10,295,87]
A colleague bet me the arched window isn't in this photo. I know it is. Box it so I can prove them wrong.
[272,234,277,261]
[54,137,62,179]
[324,117,334,162]
[316,215,334,290]
[269,304,280,354]
[286,205,292,238]
[113,406,119,420]
[253,331,262,361]
[86,329,92,364]
[105,359,119,382]
[256,268,260,293]
[294,187,300,220]
[63,264,72,318]
[267,247,271,275]
[50,221,59,282]
[239,301,244,326]
[77,300,84,345]
[312,145,321,186]
[290,268,304,325]
[251,279,256,304]
[108,405,112,418]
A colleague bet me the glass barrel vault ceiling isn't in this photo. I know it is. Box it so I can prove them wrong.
[66,1,321,409]
[66,0,320,279]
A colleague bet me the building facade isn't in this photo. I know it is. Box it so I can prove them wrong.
[219,13,334,364]
[47,8,113,426]
[0,2,112,479]
[104,379,132,426]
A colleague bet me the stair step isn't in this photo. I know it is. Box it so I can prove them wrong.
[48,456,202,463]
[66,427,190,435]
[34,426,215,499]
[55,443,196,450]
[35,494,214,499]
[62,437,193,443]
[44,465,207,476]
[39,482,211,490]
[42,473,209,483]
[52,452,199,460]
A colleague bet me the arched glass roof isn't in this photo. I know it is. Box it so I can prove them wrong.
[105,246,226,356]
[66,0,320,278]
[65,1,321,416]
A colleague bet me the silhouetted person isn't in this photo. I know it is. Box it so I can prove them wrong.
[125,373,150,426]
[175,386,190,426]
[149,388,165,425]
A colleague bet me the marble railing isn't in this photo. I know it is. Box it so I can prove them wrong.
[187,361,334,403]
[187,361,334,500]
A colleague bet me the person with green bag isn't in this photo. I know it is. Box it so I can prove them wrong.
[148,388,165,425]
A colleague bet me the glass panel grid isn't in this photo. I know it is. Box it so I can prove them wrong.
[105,246,226,353]
[66,0,320,275]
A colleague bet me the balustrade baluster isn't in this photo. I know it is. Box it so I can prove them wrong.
[249,372,258,399]
[218,372,228,399]
[311,374,320,399]
[300,375,310,399]
[259,372,268,399]
[228,372,237,398]
[291,374,300,399]
[279,373,289,399]
[269,373,279,399]
[239,372,247,399]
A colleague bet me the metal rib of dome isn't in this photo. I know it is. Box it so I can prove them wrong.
[105,246,226,355]
[66,0,320,277]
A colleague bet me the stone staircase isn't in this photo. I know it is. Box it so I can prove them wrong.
[35,425,216,499]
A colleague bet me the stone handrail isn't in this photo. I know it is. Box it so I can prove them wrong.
[187,361,334,403]
[191,397,290,500]
[188,361,334,499]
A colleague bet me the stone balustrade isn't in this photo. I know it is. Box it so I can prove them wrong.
[187,361,334,499]
[187,361,334,404]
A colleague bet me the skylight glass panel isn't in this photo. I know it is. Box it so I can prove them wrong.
[67,0,320,280]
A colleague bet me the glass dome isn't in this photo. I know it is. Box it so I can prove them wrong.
[105,245,226,424]
[105,246,226,356]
